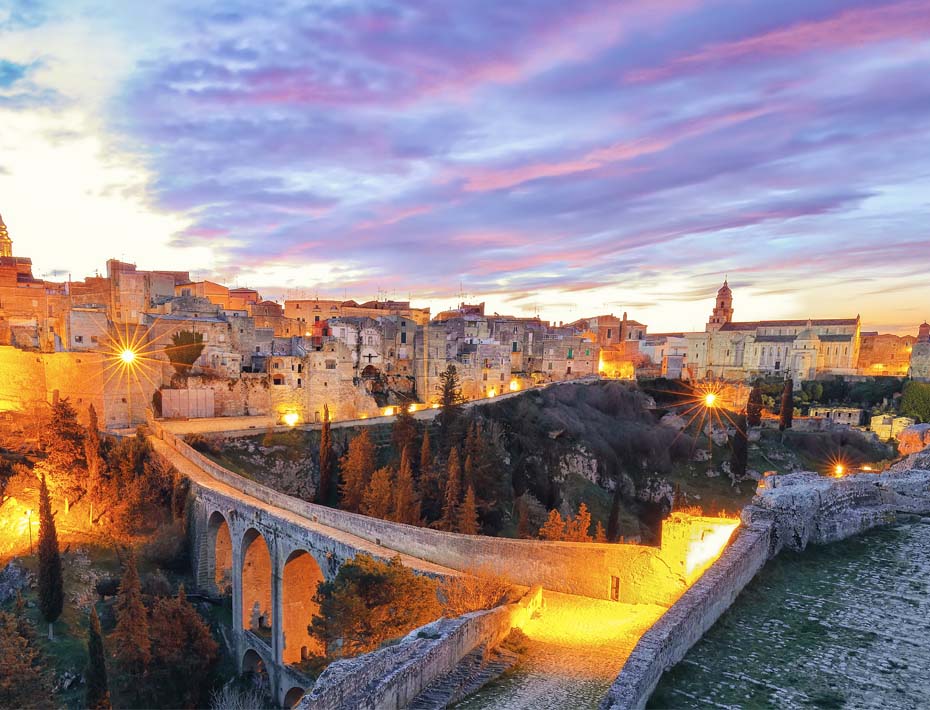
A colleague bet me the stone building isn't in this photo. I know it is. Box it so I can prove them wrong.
[858,331,915,376]
[685,281,860,382]
[909,322,930,381]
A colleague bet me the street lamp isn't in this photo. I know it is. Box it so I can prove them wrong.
[119,348,137,365]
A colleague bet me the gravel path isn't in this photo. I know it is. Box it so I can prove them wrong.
[456,591,666,710]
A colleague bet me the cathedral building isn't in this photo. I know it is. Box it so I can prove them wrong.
[684,281,861,382]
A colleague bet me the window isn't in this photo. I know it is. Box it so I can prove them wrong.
[91,336,98,343]
[512,341,518,352]
[296,303,301,309]
[325,360,336,370]
[567,366,572,374]
[401,332,407,344]
[610,576,620,602]
[273,375,284,385]
[314,316,320,323]
[567,348,573,359]
[297,378,302,388]
[607,328,612,339]
[75,335,84,343]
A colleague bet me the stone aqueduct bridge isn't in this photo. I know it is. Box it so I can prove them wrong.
[150,417,732,708]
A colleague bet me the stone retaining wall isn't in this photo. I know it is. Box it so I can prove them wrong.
[601,467,930,710]
[300,587,543,710]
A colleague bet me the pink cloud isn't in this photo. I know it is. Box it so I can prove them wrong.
[627,0,930,83]
[459,105,773,192]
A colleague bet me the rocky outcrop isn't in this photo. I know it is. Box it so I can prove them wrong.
[743,469,930,554]
[898,423,930,455]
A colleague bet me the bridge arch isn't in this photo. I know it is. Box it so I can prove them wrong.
[283,686,306,708]
[205,511,233,596]
[281,548,326,664]
[240,647,271,698]
[241,528,273,636]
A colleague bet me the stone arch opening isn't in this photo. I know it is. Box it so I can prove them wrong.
[241,648,271,699]
[361,364,380,379]
[206,511,232,596]
[241,528,273,638]
[282,549,325,664]
[283,686,306,708]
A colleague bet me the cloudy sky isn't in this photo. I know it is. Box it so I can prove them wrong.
[1,0,929,333]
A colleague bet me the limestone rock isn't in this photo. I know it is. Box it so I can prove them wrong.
[659,413,686,431]
[898,424,930,455]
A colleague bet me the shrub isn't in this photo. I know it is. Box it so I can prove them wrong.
[439,568,517,617]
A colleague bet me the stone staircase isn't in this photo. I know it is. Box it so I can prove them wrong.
[406,645,520,709]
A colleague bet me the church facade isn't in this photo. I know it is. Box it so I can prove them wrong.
[684,281,861,382]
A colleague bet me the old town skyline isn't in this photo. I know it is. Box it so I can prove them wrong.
[2,1,930,334]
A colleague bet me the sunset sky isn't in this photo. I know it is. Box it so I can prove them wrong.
[1,0,928,333]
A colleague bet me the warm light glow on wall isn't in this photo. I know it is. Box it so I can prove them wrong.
[487,388,496,398]
[683,519,740,576]
[282,411,299,427]
[383,406,395,416]
[407,403,418,413]
[509,379,520,392]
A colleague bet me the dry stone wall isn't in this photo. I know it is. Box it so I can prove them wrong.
[300,587,543,710]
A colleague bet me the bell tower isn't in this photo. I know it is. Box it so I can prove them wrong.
[707,279,734,332]
[0,213,11,258]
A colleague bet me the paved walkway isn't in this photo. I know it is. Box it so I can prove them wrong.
[456,591,666,710]
[156,376,602,436]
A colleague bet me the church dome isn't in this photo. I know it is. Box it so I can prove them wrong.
[796,324,820,342]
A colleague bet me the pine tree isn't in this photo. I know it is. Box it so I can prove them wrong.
[316,404,334,505]
[0,610,49,707]
[747,381,764,427]
[594,521,607,543]
[731,413,749,480]
[779,378,794,431]
[147,585,219,708]
[391,407,418,463]
[437,364,465,436]
[85,606,111,710]
[37,474,63,641]
[440,448,462,530]
[456,486,479,535]
[362,467,395,519]
[339,430,376,513]
[538,509,565,541]
[565,502,593,542]
[37,398,86,509]
[392,448,421,525]
[85,404,106,525]
[112,551,150,683]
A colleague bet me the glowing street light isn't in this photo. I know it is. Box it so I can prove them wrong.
[283,412,299,427]
[509,379,520,392]
[704,392,717,408]
[834,463,845,478]
[119,348,138,365]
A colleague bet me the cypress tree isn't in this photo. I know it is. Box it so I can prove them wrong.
[85,404,105,525]
[565,502,593,542]
[731,413,749,480]
[440,448,462,530]
[37,474,63,641]
[392,448,421,525]
[112,551,150,683]
[594,521,608,543]
[437,364,465,438]
[316,404,334,505]
[85,606,111,710]
[779,378,794,431]
[419,428,432,477]
[747,381,764,427]
[456,486,479,535]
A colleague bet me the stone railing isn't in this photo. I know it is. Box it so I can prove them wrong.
[153,421,680,602]
[300,586,543,710]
